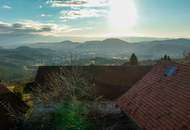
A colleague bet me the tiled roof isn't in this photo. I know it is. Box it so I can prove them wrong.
[117,61,190,130]
[0,84,10,94]
[0,84,29,113]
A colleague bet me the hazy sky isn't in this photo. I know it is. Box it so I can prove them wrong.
[0,0,190,45]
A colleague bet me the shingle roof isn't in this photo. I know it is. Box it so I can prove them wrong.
[117,61,190,130]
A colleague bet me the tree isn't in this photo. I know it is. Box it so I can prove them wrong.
[33,67,97,104]
[162,54,171,61]
[129,53,138,65]
[183,52,190,63]
[29,67,97,130]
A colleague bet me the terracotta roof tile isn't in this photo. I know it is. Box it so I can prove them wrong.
[117,62,190,130]
[0,84,10,94]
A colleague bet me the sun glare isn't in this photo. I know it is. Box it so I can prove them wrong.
[109,0,138,30]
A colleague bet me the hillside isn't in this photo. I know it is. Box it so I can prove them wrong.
[0,47,56,81]
[30,38,190,60]
[1,38,190,80]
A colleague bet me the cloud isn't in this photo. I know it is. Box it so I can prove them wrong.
[47,0,109,8]
[60,8,107,20]
[2,5,12,9]
[0,20,88,46]
[41,14,52,17]
[46,0,109,21]
[0,20,93,46]
[0,21,53,35]
[0,20,90,37]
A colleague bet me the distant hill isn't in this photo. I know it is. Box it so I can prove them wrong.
[0,47,56,81]
[29,38,190,60]
[0,45,128,81]
[121,36,169,43]
[1,38,190,80]
[0,36,169,47]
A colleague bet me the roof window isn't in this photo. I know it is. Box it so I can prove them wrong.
[164,65,177,77]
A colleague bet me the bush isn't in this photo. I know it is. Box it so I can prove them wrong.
[28,67,98,130]
[22,112,55,130]
[54,100,95,130]
[32,67,96,105]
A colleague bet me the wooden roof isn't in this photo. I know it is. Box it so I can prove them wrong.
[117,61,190,129]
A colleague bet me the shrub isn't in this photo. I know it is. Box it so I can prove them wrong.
[32,67,96,105]
[54,100,95,130]
[29,67,98,130]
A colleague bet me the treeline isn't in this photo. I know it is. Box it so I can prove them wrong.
[0,67,35,81]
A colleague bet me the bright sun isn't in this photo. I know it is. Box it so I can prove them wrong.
[109,0,138,30]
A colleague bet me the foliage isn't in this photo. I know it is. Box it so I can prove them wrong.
[129,53,138,65]
[163,54,171,61]
[183,52,190,63]
[0,65,36,81]
[13,84,24,100]
[24,82,34,93]
[22,100,95,130]
[21,111,55,130]
[33,67,96,105]
[54,100,95,130]
[27,67,98,130]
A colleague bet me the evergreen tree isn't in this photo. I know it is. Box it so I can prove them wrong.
[163,54,171,61]
[129,53,138,65]
[164,55,168,60]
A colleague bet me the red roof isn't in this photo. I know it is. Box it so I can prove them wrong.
[117,61,190,130]
[0,84,10,94]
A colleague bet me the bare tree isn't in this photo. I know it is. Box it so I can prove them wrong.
[32,66,97,105]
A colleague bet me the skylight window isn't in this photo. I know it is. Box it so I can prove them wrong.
[164,65,177,77]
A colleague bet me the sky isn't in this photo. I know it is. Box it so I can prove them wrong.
[0,0,190,46]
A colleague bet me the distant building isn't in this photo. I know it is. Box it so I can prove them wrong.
[0,84,29,130]
[118,61,190,129]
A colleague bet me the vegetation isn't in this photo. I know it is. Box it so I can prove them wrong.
[129,53,138,65]
[183,52,190,63]
[161,54,171,61]
[33,67,96,103]
[22,67,98,130]
[54,100,95,130]
[2,48,188,130]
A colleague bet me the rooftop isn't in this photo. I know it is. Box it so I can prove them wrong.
[118,61,190,129]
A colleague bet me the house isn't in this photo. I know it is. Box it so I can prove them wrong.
[0,84,29,130]
[117,61,190,129]
[33,65,152,99]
